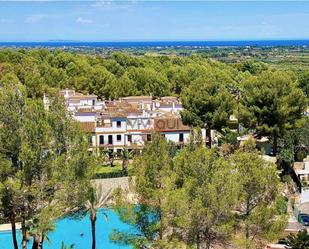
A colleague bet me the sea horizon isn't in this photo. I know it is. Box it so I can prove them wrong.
[1,39,309,48]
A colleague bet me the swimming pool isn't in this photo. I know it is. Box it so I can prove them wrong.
[0,209,133,249]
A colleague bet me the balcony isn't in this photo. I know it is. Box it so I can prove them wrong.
[96,122,112,128]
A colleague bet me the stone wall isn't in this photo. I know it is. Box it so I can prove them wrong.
[91,177,132,199]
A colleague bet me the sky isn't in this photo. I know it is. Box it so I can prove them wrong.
[0,1,309,41]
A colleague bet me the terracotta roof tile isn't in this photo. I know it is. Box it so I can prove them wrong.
[79,122,96,132]
[122,96,152,100]
[76,108,97,113]
[69,95,97,99]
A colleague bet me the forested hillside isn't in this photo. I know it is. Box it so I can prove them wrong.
[0,48,308,249]
[0,49,308,101]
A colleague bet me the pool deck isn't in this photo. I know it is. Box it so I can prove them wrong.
[0,222,21,232]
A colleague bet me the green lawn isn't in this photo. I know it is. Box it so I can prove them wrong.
[95,162,134,178]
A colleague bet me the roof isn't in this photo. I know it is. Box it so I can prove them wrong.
[79,122,96,133]
[294,162,305,170]
[103,100,142,117]
[109,112,127,118]
[160,96,178,101]
[122,96,152,100]
[69,95,97,99]
[59,89,97,100]
[237,135,269,143]
[59,89,75,95]
[68,99,81,103]
[159,103,175,108]
[121,96,153,103]
[76,108,97,113]
[295,162,309,175]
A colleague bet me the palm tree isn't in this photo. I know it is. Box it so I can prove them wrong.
[99,148,110,165]
[60,242,74,249]
[84,185,112,249]
[121,149,132,174]
[109,151,116,167]
[28,214,55,249]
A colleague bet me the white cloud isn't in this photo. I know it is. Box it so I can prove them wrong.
[76,17,93,24]
[25,14,47,23]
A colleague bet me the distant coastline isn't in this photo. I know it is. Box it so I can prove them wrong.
[0,40,309,48]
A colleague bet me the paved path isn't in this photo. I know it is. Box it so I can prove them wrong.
[300,202,309,214]
[0,223,21,232]
[286,218,303,231]
[285,197,304,234]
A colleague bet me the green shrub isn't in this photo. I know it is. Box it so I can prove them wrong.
[275,196,288,215]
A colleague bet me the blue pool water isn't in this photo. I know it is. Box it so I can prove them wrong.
[0,209,133,249]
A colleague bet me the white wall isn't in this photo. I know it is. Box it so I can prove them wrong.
[96,119,127,133]
[91,135,96,147]
[79,98,96,106]
[74,113,96,122]
[162,131,190,143]
[125,132,145,146]
[96,133,125,146]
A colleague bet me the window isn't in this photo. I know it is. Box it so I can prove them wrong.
[147,134,152,142]
[99,135,104,145]
[127,135,132,142]
[116,121,121,128]
[179,133,184,143]
[108,135,113,145]
[117,135,122,141]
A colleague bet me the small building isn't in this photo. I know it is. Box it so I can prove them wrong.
[237,135,272,155]
[294,157,309,185]
[46,90,203,155]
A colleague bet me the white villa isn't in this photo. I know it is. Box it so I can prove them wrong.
[44,89,205,155]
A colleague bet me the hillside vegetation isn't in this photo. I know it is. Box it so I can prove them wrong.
[0,49,308,100]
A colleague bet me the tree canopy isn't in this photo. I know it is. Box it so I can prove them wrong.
[0,83,95,249]
[239,70,308,154]
[111,133,287,249]
[0,48,307,249]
